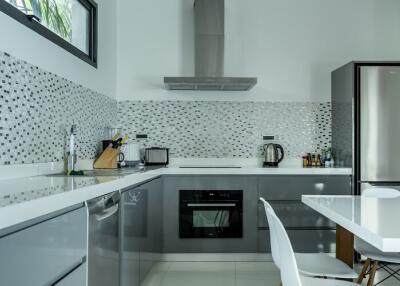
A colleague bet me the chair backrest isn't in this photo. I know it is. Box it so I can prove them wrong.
[259,197,280,268]
[362,188,400,198]
[266,206,302,286]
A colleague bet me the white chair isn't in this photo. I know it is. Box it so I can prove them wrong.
[265,202,359,286]
[260,197,358,279]
[356,188,400,285]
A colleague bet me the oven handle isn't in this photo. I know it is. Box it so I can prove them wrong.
[187,203,236,207]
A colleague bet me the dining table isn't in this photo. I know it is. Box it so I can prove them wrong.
[302,195,400,267]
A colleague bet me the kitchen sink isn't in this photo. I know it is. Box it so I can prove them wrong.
[178,165,242,168]
[47,167,146,177]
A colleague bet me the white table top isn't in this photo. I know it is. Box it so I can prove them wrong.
[302,195,400,252]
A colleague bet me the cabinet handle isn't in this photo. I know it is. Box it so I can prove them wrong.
[187,203,236,207]
[50,257,86,286]
[95,204,119,221]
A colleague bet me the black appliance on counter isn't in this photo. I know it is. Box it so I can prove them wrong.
[179,190,243,238]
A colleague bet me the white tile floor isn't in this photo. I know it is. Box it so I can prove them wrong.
[141,261,400,286]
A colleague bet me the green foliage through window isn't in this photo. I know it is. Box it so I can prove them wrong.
[6,0,73,45]
[2,0,96,65]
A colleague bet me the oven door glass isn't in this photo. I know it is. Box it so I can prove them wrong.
[193,210,230,228]
[179,189,243,239]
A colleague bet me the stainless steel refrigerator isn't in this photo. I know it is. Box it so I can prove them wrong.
[332,62,400,194]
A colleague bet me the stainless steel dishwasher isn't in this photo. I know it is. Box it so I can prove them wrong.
[87,191,120,286]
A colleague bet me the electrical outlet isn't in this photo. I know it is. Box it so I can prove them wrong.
[263,135,275,141]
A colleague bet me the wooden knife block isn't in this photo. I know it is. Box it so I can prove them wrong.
[93,147,119,169]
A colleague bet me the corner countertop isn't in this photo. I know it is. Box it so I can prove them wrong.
[0,165,352,234]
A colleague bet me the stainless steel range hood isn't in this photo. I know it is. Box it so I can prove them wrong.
[164,0,257,91]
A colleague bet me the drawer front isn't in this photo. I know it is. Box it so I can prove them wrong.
[164,175,258,190]
[258,229,336,254]
[55,263,87,286]
[0,207,87,286]
[258,175,351,200]
[257,201,335,229]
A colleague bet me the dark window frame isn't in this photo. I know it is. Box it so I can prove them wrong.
[0,0,98,68]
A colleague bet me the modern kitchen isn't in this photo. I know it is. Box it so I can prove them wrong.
[1,0,400,286]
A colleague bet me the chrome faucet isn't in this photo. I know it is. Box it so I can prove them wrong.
[67,125,77,174]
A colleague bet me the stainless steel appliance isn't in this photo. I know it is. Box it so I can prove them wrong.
[164,0,257,91]
[144,147,169,166]
[332,63,400,194]
[263,143,284,167]
[87,191,120,286]
[179,190,243,238]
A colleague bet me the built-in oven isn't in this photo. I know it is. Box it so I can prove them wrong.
[179,190,243,238]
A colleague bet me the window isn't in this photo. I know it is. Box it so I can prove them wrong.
[0,0,97,67]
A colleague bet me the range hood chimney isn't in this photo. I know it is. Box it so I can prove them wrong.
[164,0,257,91]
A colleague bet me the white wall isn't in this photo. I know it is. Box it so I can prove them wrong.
[0,0,117,99]
[116,0,400,102]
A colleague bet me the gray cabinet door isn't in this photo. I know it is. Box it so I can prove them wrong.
[55,263,87,286]
[139,178,163,284]
[0,207,87,286]
[257,201,335,229]
[258,175,352,200]
[257,175,351,254]
[162,176,258,253]
[120,177,162,286]
[120,186,144,286]
[258,229,336,254]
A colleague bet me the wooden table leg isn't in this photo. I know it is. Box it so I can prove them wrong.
[367,261,378,286]
[336,224,354,268]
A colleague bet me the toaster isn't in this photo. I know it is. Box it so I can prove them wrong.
[144,147,169,166]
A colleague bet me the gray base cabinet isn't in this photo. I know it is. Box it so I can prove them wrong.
[257,175,352,253]
[258,229,337,253]
[162,174,351,255]
[163,176,259,253]
[55,263,87,286]
[0,206,87,286]
[257,201,335,229]
[120,178,162,286]
[0,173,351,286]
[258,175,351,200]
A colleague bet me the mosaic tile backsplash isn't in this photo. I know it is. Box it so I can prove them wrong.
[118,101,331,158]
[0,51,116,165]
[0,50,331,165]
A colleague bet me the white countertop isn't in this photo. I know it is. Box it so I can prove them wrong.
[156,167,352,176]
[0,165,351,233]
[302,195,400,252]
[0,173,161,233]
